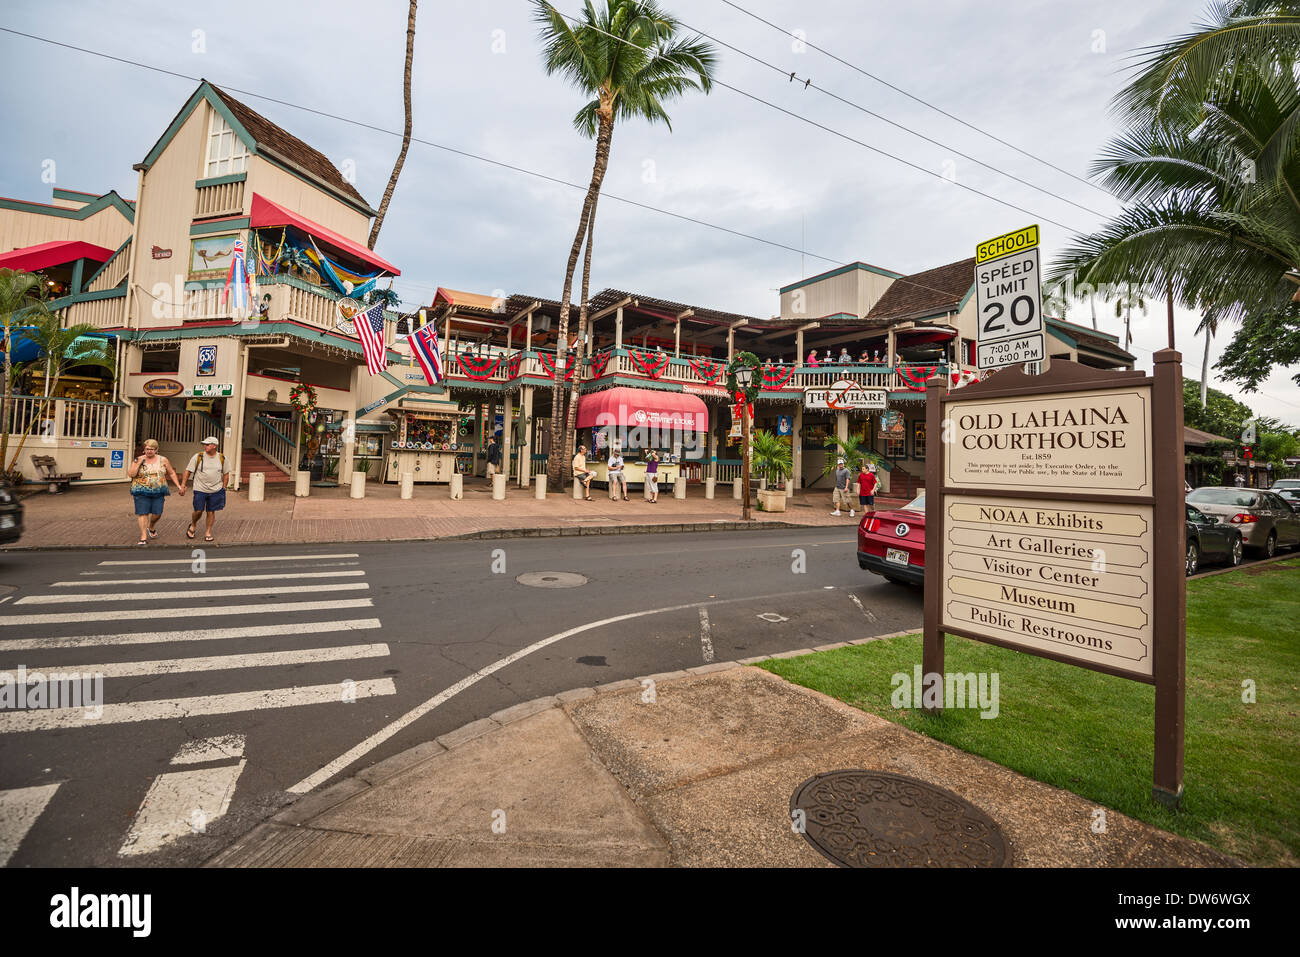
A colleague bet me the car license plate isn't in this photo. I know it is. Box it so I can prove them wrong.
[886,547,909,566]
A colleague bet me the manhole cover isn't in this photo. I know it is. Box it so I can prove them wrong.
[790,770,1010,868]
[516,571,589,588]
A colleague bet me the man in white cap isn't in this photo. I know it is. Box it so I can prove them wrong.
[831,457,853,517]
[183,437,231,542]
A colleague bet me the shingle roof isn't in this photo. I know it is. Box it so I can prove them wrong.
[866,258,975,321]
[209,85,371,210]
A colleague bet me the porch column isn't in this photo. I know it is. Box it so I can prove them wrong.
[502,392,513,487]
[472,402,483,477]
[674,319,681,358]
[231,343,250,491]
[793,404,804,491]
[519,385,534,486]
[796,329,804,364]
[887,327,896,366]
[836,411,849,446]
[707,403,717,479]
[614,307,623,351]
[727,327,734,362]
[339,365,360,484]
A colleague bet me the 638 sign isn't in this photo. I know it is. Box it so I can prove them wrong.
[975,224,1044,370]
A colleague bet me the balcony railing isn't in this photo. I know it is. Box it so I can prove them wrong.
[195,178,246,219]
[53,289,127,329]
[87,239,132,293]
[180,275,398,345]
[3,396,126,441]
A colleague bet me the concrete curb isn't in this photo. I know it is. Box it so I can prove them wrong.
[1190,550,1298,580]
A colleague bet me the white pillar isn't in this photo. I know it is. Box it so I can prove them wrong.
[400,472,414,499]
[614,307,623,351]
[350,471,366,499]
[705,477,716,499]
[502,392,514,488]
[574,477,585,500]
[534,474,547,499]
[792,404,804,491]
[449,473,463,499]
[674,473,686,499]
[248,472,265,502]
[492,473,506,500]
[733,476,742,499]
[294,472,311,497]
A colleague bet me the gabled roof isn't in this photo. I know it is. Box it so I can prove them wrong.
[866,258,975,322]
[0,190,135,225]
[135,81,374,215]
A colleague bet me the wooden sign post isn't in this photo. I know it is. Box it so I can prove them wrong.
[923,354,1186,807]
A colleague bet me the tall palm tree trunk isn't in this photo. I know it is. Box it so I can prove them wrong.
[1,324,11,472]
[562,192,600,481]
[547,114,614,485]
[1201,322,1212,408]
[368,0,418,250]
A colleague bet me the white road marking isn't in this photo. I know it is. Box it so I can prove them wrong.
[98,553,359,566]
[12,644,391,680]
[17,582,369,604]
[698,608,714,663]
[849,594,878,622]
[0,782,62,866]
[78,561,361,575]
[0,678,396,733]
[118,761,246,856]
[171,734,246,765]
[0,598,373,627]
[0,618,382,652]
[54,570,366,587]
[289,587,836,795]
[0,597,9,605]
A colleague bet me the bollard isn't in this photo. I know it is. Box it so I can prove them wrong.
[705,477,716,500]
[492,473,506,500]
[449,473,464,500]
[573,477,584,500]
[608,477,619,501]
[350,471,366,499]
[294,471,311,498]
[248,472,265,503]
[674,475,687,499]
[400,472,414,500]
[535,474,547,500]
[733,476,742,500]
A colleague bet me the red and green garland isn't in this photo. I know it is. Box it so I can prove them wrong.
[538,351,576,381]
[457,354,503,381]
[760,364,796,390]
[507,353,523,379]
[589,351,612,379]
[289,381,318,417]
[898,364,939,391]
[630,348,670,379]
[689,357,723,384]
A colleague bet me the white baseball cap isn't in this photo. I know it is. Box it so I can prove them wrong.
[202,436,220,446]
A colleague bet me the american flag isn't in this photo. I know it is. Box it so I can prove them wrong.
[407,321,443,385]
[353,302,388,376]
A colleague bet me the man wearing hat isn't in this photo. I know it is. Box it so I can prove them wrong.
[183,437,232,542]
[831,457,854,517]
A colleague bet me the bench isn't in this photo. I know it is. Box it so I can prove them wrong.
[30,455,82,493]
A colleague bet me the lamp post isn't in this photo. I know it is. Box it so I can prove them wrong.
[734,361,755,521]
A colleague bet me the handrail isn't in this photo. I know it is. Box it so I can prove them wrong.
[255,415,295,445]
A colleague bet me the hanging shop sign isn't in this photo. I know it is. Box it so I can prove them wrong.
[190,383,234,398]
[197,345,217,377]
[143,378,184,398]
[804,378,888,411]
[975,224,1044,370]
[924,356,1186,806]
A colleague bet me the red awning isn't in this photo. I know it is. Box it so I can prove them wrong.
[249,193,400,276]
[576,387,708,431]
[0,240,115,273]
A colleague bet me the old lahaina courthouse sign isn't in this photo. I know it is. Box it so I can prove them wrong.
[923,354,1186,807]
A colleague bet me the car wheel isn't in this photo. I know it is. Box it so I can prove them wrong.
[1265,532,1277,559]
[1185,540,1198,577]
[1231,536,1243,566]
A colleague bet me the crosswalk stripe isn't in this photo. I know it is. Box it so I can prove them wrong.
[10,644,391,679]
[54,571,367,587]
[0,618,382,652]
[98,553,359,566]
[0,678,397,732]
[17,582,370,605]
[172,734,246,765]
[0,782,62,866]
[79,561,361,576]
[0,598,373,627]
[118,761,246,856]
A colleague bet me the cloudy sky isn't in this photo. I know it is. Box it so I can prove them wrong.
[2,0,1297,426]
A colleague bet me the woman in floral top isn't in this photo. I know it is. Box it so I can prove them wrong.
[127,439,183,545]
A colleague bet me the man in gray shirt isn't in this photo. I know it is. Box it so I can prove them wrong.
[831,458,854,517]
[183,437,232,542]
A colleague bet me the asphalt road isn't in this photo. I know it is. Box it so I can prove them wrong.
[0,526,922,867]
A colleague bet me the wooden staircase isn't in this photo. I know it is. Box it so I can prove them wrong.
[240,449,291,484]
[887,464,924,499]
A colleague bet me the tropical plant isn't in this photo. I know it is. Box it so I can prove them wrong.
[366,286,402,310]
[533,0,717,485]
[821,433,880,478]
[369,0,418,249]
[1,269,52,472]
[1048,1,1300,336]
[1216,300,1300,387]
[750,429,792,489]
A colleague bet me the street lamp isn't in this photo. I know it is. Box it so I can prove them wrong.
[734,362,755,521]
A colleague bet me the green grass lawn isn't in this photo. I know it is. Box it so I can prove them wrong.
[760,559,1300,867]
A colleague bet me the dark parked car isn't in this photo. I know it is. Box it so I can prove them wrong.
[1185,504,1242,575]
[1186,487,1300,557]
[0,481,23,545]
[857,494,926,586]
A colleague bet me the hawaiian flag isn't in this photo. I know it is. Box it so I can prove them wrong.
[222,238,253,312]
[407,322,443,384]
[354,302,388,376]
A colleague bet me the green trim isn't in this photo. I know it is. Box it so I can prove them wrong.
[190,218,249,236]
[48,288,128,309]
[1046,316,1121,344]
[137,82,257,173]
[127,320,402,363]
[254,414,294,445]
[0,191,135,224]
[70,259,85,296]
[780,262,905,295]
[1045,321,1078,349]
[195,172,247,189]
[83,237,132,289]
[957,283,976,312]
[257,153,377,218]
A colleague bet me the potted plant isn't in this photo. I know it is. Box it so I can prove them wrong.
[751,429,793,512]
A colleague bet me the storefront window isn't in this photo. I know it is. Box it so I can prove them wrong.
[913,421,927,459]
[885,432,907,459]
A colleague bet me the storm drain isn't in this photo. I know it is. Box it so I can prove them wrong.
[516,571,589,588]
[790,769,1010,868]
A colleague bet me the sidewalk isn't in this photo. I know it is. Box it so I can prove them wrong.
[7,479,909,549]
[209,663,1237,868]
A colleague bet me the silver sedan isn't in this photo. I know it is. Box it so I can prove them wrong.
[1186,487,1300,558]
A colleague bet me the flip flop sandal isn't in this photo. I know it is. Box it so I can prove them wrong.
[186,526,196,539]
[205,535,214,542]
[148,528,158,538]
[136,539,147,546]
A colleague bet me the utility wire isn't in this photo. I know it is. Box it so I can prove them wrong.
[716,0,1117,199]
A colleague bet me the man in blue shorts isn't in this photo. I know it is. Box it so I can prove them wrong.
[182,437,232,542]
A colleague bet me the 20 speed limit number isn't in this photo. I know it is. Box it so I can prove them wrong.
[975,229,1044,370]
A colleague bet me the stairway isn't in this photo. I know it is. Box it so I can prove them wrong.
[240,449,291,484]
[887,464,924,499]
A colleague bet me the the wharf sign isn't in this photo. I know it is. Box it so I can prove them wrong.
[923,355,1186,807]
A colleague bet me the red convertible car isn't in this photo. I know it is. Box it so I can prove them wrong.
[857,494,926,586]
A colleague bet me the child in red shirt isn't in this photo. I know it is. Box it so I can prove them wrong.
[857,463,878,510]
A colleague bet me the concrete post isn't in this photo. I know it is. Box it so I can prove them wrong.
[674,474,686,499]
[519,386,534,487]
[534,474,547,499]
[502,391,514,488]
[294,471,311,497]
[793,404,804,491]
[733,476,742,499]
[400,472,414,499]
[573,477,585,500]
[350,471,366,499]
[492,473,506,500]
[248,472,265,502]
[449,473,463,499]
[705,477,716,499]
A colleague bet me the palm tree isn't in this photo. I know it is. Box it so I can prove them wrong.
[1048,1,1300,330]
[532,0,716,485]
[1114,283,1147,352]
[0,268,48,471]
[821,433,882,478]
[369,0,418,249]
[750,429,792,489]
[1197,314,1220,408]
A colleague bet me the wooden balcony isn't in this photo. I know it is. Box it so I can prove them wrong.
[181,275,398,345]
[194,176,246,219]
[53,289,127,329]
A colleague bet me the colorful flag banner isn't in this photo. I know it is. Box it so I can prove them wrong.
[408,323,444,385]
[354,302,388,376]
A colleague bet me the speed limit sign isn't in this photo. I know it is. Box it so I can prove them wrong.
[975,224,1045,370]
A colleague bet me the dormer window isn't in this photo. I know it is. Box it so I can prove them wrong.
[205,111,249,177]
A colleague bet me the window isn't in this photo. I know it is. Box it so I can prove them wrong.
[140,348,180,374]
[885,432,906,459]
[205,111,249,178]
[912,421,927,459]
